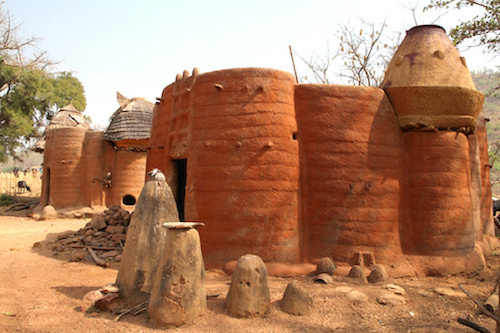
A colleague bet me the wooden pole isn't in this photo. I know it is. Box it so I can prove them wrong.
[289,45,299,83]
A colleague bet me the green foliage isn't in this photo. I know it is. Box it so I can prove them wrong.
[0,194,14,206]
[425,0,500,52]
[0,67,86,162]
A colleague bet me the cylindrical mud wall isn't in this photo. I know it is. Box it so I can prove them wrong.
[188,68,301,264]
[295,85,405,264]
[404,131,475,255]
[147,86,174,173]
[43,127,87,209]
[476,111,495,237]
[107,150,147,210]
[82,131,107,208]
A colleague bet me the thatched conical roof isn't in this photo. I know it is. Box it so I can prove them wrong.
[104,93,154,143]
[32,105,89,153]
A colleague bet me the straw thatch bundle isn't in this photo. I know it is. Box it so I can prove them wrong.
[104,92,153,143]
[32,105,89,153]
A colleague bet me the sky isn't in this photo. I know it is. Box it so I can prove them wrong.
[5,0,500,128]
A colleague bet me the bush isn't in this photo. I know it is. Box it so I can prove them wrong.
[0,194,14,206]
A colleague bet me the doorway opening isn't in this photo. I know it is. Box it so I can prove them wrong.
[44,167,51,206]
[173,159,187,221]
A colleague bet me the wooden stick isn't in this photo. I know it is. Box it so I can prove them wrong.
[86,246,108,267]
[289,45,299,83]
[459,283,500,323]
[68,245,122,251]
[114,302,148,321]
[457,318,491,333]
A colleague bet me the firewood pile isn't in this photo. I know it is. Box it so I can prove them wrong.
[34,205,131,266]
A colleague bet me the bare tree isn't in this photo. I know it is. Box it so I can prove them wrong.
[296,19,401,86]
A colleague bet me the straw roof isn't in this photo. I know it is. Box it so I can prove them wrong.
[32,105,90,153]
[104,93,154,143]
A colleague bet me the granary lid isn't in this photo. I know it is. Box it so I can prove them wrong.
[32,104,89,153]
[104,92,154,143]
[163,222,205,229]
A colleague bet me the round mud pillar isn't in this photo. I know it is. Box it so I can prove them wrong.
[43,127,87,209]
[295,85,405,264]
[188,68,300,264]
[108,150,147,210]
[404,131,475,255]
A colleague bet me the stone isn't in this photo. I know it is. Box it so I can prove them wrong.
[101,284,119,293]
[105,225,125,234]
[347,265,368,283]
[377,292,406,305]
[335,286,354,294]
[313,273,333,284]
[100,250,121,259]
[347,290,368,303]
[90,215,107,231]
[280,280,313,316]
[316,257,336,275]
[226,254,270,318]
[69,252,85,262]
[383,284,406,295]
[94,293,121,312]
[40,205,57,220]
[110,233,127,243]
[80,290,103,312]
[368,265,388,284]
[417,290,431,297]
[434,287,466,298]
[148,225,206,327]
[116,170,180,305]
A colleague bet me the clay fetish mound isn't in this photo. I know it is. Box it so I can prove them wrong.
[40,205,57,220]
[316,257,336,275]
[368,265,389,284]
[116,170,179,304]
[226,254,270,318]
[280,280,313,316]
[348,265,368,283]
[148,226,206,327]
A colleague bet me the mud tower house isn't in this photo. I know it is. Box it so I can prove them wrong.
[147,25,498,275]
[36,94,154,216]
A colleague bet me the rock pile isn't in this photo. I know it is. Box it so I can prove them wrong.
[34,205,131,264]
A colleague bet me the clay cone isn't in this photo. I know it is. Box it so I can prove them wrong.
[148,225,206,327]
[116,169,179,304]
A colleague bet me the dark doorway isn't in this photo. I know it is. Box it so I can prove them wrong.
[44,168,51,206]
[173,159,187,221]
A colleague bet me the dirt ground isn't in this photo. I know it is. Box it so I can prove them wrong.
[1,208,500,332]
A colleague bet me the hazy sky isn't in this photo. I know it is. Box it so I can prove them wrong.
[5,0,499,127]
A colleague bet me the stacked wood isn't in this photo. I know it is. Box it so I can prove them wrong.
[34,205,131,265]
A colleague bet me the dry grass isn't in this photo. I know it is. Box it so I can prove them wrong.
[0,171,42,196]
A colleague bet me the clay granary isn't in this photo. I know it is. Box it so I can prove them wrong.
[147,25,499,275]
[36,93,154,216]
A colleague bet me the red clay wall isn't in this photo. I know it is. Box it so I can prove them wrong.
[82,131,108,208]
[147,68,301,264]
[295,85,405,264]
[105,150,147,210]
[477,111,495,237]
[404,132,475,256]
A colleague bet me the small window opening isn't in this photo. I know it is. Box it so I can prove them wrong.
[292,132,297,140]
[122,194,136,206]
